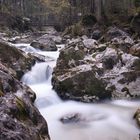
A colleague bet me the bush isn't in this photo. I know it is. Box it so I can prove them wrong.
[81,14,97,26]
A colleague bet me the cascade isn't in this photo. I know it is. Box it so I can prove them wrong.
[21,44,140,140]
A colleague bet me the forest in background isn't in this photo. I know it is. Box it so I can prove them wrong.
[0,0,139,31]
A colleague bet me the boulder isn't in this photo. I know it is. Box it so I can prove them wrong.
[55,40,87,70]
[52,64,111,102]
[0,62,50,140]
[39,26,58,35]
[53,37,140,102]
[96,47,140,99]
[102,48,119,69]
[30,34,57,51]
[0,42,35,79]
[91,29,102,40]
[52,40,111,102]
[105,27,128,42]
[134,108,140,127]
[83,38,98,49]
[130,42,140,57]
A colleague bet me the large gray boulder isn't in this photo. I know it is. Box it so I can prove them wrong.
[30,33,62,51]
[0,42,35,79]
[52,40,111,102]
[0,62,50,140]
[52,34,140,102]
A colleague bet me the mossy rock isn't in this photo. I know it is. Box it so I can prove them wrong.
[0,42,35,79]
[134,108,140,127]
[53,68,111,102]
[15,97,28,119]
[0,90,4,97]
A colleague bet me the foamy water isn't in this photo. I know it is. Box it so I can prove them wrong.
[20,44,140,140]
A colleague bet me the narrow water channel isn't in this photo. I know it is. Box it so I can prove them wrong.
[19,44,140,140]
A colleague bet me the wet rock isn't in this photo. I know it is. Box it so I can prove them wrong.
[30,34,57,51]
[0,42,35,80]
[55,40,87,70]
[130,42,140,57]
[53,36,140,102]
[52,65,111,102]
[102,48,119,69]
[52,40,111,102]
[99,50,140,99]
[91,29,102,40]
[0,62,50,140]
[8,34,36,44]
[134,108,140,127]
[83,38,98,49]
[105,27,128,42]
[60,113,82,124]
[28,53,54,62]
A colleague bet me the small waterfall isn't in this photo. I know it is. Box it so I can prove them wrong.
[21,44,140,140]
[14,43,37,53]
[22,62,52,85]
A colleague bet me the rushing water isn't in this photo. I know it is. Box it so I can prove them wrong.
[20,44,140,140]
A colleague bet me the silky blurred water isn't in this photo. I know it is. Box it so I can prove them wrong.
[21,44,140,140]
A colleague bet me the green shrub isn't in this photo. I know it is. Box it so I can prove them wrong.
[81,14,97,26]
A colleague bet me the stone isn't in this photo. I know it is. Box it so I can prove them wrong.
[60,113,82,124]
[0,62,50,140]
[134,108,140,127]
[55,40,86,70]
[52,40,111,102]
[52,65,111,102]
[105,27,130,42]
[102,48,119,69]
[53,36,140,102]
[30,34,58,51]
[0,42,35,80]
[130,42,140,57]
[83,38,98,49]
[92,29,102,40]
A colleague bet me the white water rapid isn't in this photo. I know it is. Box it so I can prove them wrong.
[20,44,140,140]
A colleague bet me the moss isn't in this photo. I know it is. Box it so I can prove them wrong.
[71,23,83,37]
[86,80,111,100]
[59,79,73,93]
[63,48,85,64]
[134,108,140,127]
[92,53,97,58]
[0,90,4,97]
[15,97,28,120]
[81,14,97,26]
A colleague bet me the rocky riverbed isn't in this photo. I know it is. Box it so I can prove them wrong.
[0,41,50,140]
[53,26,140,102]
[0,26,140,139]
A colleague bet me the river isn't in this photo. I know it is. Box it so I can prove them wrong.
[15,43,140,140]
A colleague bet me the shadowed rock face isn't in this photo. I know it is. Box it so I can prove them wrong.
[134,108,140,127]
[0,42,50,140]
[0,42,35,79]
